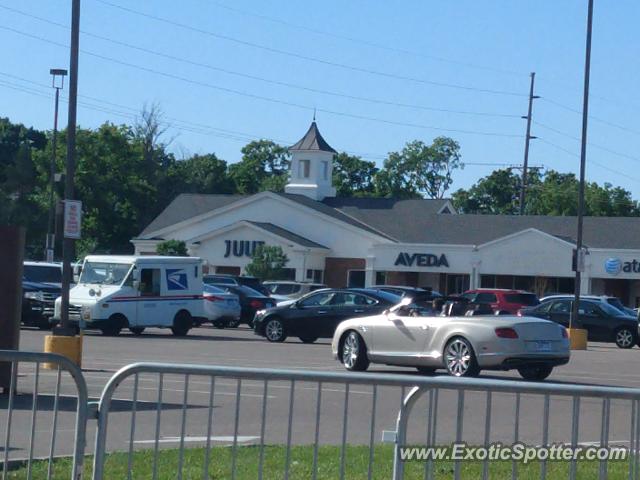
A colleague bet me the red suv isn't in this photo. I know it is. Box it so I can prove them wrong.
[461,289,540,314]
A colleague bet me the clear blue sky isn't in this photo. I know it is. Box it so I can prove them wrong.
[1,0,639,195]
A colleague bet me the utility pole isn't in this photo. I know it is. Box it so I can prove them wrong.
[571,0,595,331]
[45,69,67,263]
[59,0,80,335]
[519,72,539,215]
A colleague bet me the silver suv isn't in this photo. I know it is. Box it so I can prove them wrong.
[263,281,327,300]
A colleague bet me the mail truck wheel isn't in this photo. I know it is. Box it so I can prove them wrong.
[171,311,192,337]
[341,331,369,371]
[102,314,126,336]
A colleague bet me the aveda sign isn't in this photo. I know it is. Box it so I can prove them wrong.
[394,252,449,268]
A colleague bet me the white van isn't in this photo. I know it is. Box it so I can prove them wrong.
[53,255,205,336]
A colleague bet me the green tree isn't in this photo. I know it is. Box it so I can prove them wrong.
[228,140,290,194]
[374,137,463,199]
[244,245,289,280]
[332,152,378,197]
[156,239,188,256]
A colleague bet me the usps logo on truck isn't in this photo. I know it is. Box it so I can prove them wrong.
[166,269,188,291]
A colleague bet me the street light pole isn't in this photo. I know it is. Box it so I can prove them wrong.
[570,0,595,331]
[45,69,67,263]
[59,0,81,334]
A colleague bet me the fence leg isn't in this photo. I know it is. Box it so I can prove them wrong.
[392,386,427,480]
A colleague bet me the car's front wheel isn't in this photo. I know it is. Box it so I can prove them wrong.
[264,318,286,342]
[615,327,636,349]
[227,318,240,328]
[341,331,369,371]
[102,314,126,336]
[444,337,479,377]
[518,365,553,381]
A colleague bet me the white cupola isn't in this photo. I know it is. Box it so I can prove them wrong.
[285,121,337,201]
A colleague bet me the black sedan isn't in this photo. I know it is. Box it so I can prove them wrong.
[253,288,401,343]
[211,284,276,327]
[521,298,639,348]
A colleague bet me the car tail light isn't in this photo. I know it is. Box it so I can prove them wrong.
[204,295,224,302]
[250,300,264,309]
[516,310,523,317]
[495,327,519,339]
[561,327,568,339]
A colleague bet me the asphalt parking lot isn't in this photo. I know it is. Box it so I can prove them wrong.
[4,326,640,462]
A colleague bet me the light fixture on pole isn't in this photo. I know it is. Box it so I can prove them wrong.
[45,68,67,263]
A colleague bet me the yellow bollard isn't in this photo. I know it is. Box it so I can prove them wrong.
[43,333,83,369]
[567,328,588,350]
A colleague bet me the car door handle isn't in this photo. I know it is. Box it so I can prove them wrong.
[318,310,328,314]
[354,309,365,313]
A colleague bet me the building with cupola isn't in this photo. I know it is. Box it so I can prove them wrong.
[133,121,640,305]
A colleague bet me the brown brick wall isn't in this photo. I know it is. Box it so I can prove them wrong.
[324,257,366,288]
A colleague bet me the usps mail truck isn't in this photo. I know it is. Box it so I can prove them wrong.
[54,255,205,336]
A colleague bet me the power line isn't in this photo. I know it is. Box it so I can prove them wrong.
[539,97,640,137]
[91,0,526,97]
[206,0,527,78]
[0,24,524,139]
[0,3,521,120]
[534,120,640,164]
[537,138,640,183]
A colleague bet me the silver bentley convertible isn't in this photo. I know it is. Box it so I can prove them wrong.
[331,299,570,380]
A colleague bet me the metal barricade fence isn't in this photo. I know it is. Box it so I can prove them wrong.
[91,362,640,480]
[392,378,640,480]
[0,350,89,480]
[2,350,640,480]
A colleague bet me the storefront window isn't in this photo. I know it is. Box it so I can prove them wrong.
[306,269,324,283]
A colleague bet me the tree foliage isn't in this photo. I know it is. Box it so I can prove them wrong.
[229,140,290,194]
[156,239,188,256]
[453,168,639,216]
[244,245,289,280]
[333,152,378,197]
[374,137,463,199]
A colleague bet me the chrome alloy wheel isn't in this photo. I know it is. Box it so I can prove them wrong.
[446,339,472,376]
[616,328,634,348]
[342,332,360,369]
[265,319,284,342]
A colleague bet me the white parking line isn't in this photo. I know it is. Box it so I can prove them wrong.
[134,435,259,444]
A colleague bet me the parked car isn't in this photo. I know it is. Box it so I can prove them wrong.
[203,274,270,296]
[462,289,539,314]
[370,285,442,300]
[22,280,60,329]
[332,297,569,380]
[253,288,401,343]
[23,261,63,288]
[520,298,639,348]
[540,294,636,317]
[262,281,327,300]
[202,284,241,328]
[210,285,276,327]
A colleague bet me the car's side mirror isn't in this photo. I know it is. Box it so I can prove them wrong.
[133,280,140,291]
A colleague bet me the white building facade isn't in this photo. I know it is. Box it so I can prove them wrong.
[132,122,640,306]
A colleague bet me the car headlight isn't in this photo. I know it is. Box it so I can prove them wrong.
[24,291,44,302]
[256,310,266,316]
[82,306,91,321]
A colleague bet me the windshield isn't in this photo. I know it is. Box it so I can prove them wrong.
[203,284,227,294]
[79,262,132,286]
[599,301,627,317]
[606,297,628,313]
[23,265,62,284]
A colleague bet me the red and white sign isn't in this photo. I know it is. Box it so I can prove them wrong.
[63,200,82,239]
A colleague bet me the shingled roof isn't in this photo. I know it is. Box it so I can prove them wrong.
[289,122,337,153]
